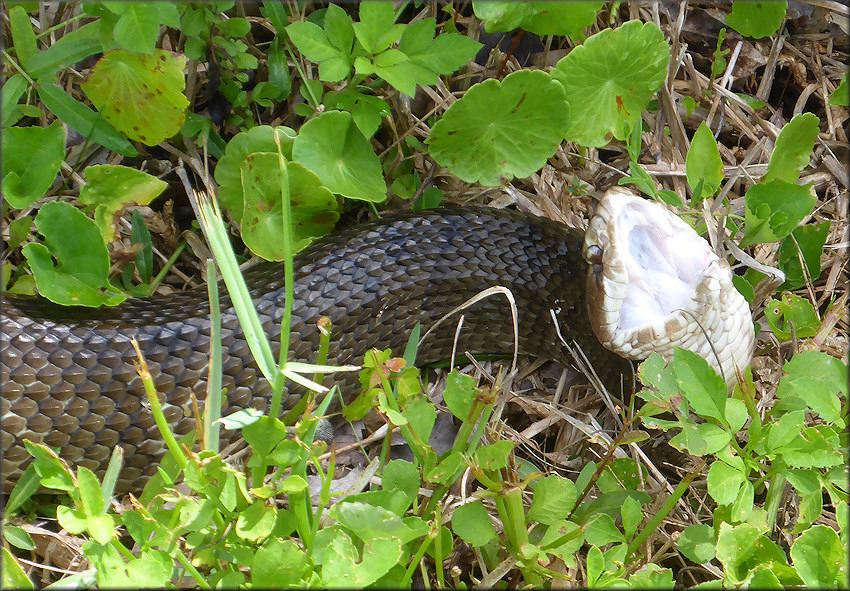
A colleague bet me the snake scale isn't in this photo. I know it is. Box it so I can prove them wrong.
[1,190,754,493]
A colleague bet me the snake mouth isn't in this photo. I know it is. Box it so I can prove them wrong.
[584,188,754,385]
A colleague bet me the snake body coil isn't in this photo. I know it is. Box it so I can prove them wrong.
[2,208,630,492]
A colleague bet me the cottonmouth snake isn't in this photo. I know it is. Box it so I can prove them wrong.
[0,189,754,492]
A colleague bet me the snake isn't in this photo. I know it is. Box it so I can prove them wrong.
[0,188,754,493]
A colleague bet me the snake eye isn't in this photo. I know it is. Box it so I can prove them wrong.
[586,244,603,264]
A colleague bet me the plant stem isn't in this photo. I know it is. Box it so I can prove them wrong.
[132,339,186,469]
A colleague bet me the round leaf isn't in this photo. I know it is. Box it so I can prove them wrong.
[214,125,297,221]
[428,69,568,186]
[552,20,670,147]
[292,110,386,202]
[452,501,496,547]
[82,49,189,146]
[239,154,338,260]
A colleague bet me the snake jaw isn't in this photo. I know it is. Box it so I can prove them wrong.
[584,187,755,385]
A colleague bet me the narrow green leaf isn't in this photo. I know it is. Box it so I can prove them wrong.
[37,83,137,157]
[27,21,104,79]
[9,6,38,68]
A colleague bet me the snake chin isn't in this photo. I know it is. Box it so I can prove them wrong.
[584,187,754,386]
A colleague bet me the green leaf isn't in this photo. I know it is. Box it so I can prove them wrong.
[452,501,496,547]
[330,501,421,543]
[2,547,33,590]
[214,125,296,221]
[81,49,189,146]
[539,520,583,565]
[777,351,846,424]
[2,122,65,208]
[2,526,35,551]
[629,564,674,589]
[236,501,277,542]
[402,396,436,445]
[778,222,829,290]
[292,110,386,202]
[473,441,515,472]
[742,180,816,246]
[473,2,603,38]
[428,69,568,186]
[381,459,420,507]
[352,2,405,54]
[38,84,137,157]
[27,21,105,79]
[253,539,312,588]
[790,525,844,588]
[763,113,819,184]
[85,543,172,588]
[716,522,791,585]
[267,39,292,99]
[552,20,670,147]
[828,72,849,106]
[766,410,805,452]
[23,201,126,307]
[686,122,724,201]
[764,293,820,341]
[56,506,88,534]
[399,18,481,77]
[285,20,350,83]
[321,531,402,588]
[672,348,728,424]
[112,3,163,54]
[425,451,464,485]
[776,426,844,469]
[707,460,746,506]
[1,73,28,127]
[679,524,716,564]
[370,48,428,97]
[9,6,38,68]
[725,1,787,39]
[78,165,166,241]
[527,476,577,525]
[239,154,338,260]
[584,513,625,546]
[442,371,478,421]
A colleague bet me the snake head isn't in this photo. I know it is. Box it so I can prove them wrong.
[584,187,755,386]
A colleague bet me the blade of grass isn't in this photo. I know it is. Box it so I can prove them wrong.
[271,130,294,418]
[204,258,222,453]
